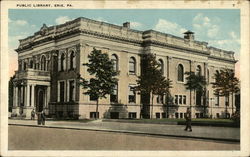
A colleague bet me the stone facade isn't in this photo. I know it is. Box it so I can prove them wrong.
[12,17,236,119]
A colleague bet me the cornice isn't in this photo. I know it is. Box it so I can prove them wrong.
[208,55,237,63]
[143,40,210,57]
[14,21,236,64]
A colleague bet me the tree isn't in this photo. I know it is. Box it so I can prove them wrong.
[184,71,207,116]
[136,53,172,119]
[79,48,119,119]
[9,76,15,112]
[212,69,239,117]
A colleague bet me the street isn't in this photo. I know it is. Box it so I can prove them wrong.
[9,125,239,150]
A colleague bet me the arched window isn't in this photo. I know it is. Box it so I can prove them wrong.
[111,54,118,72]
[41,55,46,71]
[177,64,184,82]
[23,62,27,71]
[69,51,76,70]
[129,57,136,74]
[158,59,164,74]
[196,65,202,76]
[60,53,65,71]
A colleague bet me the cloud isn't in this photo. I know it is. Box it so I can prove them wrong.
[192,13,220,39]
[229,31,237,39]
[9,34,28,47]
[207,25,219,38]
[130,21,143,29]
[9,19,28,26]
[154,19,187,37]
[208,39,240,54]
[55,16,72,24]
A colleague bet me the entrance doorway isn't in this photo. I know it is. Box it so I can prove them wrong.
[38,90,44,112]
[110,112,119,119]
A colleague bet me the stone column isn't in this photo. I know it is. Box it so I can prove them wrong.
[26,84,30,107]
[47,86,51,107]
[31,85,35,107]
[17,87,20,106]
[24,85,27,106]
[13,86,16,107]
[20,86,23,106]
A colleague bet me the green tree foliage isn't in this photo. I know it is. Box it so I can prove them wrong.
[79,48,119,119]
[212,69,239,115]
[136,53,172,119]
[185,71,207,116]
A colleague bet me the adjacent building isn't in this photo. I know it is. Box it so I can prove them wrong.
[11,17,237,119]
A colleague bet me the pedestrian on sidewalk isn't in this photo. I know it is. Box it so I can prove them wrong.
[184,107,192,132]
[37,112,41,125]
[31,109,35,120]
[41,110,46,125]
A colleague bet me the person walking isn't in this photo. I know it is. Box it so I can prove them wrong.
[31,109,35,120]
[41,110,46,125]
[184,107,192,132]
[37,112,41,125]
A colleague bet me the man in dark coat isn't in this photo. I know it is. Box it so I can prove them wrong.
[37,112,41,125]
[41,110,46,125]
[184,107,192,132]
[31,109,35,120]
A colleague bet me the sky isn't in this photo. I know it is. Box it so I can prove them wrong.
[8,9,240,78]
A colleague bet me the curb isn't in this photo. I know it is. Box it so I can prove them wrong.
[9,123,240,143]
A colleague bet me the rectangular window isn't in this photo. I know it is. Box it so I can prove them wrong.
[128,85,136,103]
[179,95,182,104]
[175,112,179,118]
[225,96,229,106]
[59,81,65,102]
[195,113,199,118]
[110,84,118,103]
[215,95,219,106]
[175,95,178,105]
[128,112,137,119]
[216,113,220,118]
[183,95,186,104]
[157,95,164,104]
[90,112,99,119]
[69,80,75,101]
[156,113,161,119]
[180,113,183,118]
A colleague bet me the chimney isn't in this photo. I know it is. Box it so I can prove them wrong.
[184,30,194,41]
[123,22,130,29]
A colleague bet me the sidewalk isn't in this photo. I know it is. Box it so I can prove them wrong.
[8,119,240,142]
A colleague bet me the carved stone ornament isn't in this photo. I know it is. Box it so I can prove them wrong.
[39,24,48,36]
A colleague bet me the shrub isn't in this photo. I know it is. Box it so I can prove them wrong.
[11,113,17,117]
[231,111,240,124]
